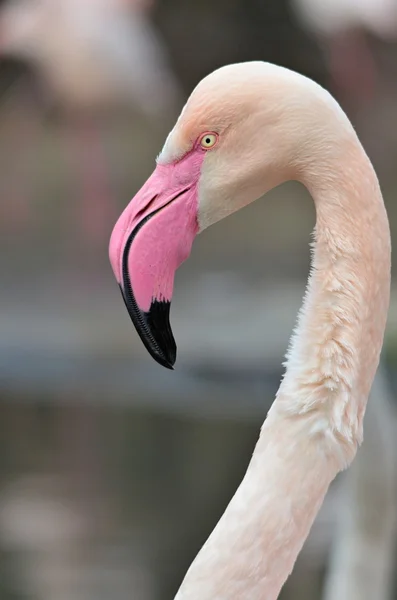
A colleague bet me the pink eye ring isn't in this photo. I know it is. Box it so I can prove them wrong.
[199,132,218,149]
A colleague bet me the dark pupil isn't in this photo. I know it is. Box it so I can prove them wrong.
[205,138,211,144]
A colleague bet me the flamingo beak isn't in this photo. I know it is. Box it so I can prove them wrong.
[109,163,199,369]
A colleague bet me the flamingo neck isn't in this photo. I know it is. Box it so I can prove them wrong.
[244,143,390,598]
[273,142,391,467]
[174,138,390,600]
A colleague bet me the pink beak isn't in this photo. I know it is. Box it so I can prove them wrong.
[109,160,201,369]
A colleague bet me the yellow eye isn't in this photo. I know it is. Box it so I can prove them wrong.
[200,133,218,149]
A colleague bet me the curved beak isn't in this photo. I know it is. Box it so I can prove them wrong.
[109,164,199,369]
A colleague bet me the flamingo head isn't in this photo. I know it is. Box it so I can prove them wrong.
[109,61,341,368]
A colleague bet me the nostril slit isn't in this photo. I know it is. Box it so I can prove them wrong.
[135,194,159,222]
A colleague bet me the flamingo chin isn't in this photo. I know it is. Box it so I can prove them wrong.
[109,155,203,369]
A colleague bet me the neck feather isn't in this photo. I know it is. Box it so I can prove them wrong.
[274,141,391,466]
[175,128,391,600]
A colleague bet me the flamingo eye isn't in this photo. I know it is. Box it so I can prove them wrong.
[199,133,218,149]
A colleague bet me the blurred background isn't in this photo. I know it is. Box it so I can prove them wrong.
[1,0,397,598]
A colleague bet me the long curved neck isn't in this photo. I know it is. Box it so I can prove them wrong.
[275,140,391,464]
[175,135,391,600]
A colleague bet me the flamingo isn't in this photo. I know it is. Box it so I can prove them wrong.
[109,62,391,598]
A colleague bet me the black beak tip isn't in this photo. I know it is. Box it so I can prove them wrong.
[118,284,177,370]
[154,353,175,370]
[146,301,177,369]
